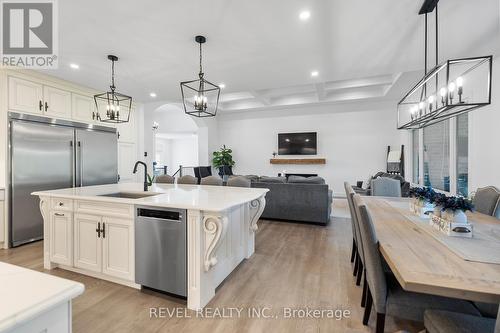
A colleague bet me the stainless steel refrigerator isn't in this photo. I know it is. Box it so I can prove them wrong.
[9,112,118,247]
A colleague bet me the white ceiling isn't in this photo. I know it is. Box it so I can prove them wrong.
[40,0,500,110]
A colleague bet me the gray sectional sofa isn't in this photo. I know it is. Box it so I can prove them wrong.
[250,175,332,225]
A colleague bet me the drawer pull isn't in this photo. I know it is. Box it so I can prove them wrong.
[54,213,65,217]
[58,202,64,206]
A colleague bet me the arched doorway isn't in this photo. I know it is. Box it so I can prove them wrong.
[151,103,210,176]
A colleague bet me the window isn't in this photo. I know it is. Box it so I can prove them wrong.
[456,114,469,196]
[412,116,469,195]
[423,121,450,192]
[412,130,419,183]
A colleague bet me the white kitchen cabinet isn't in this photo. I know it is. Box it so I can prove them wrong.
[43,86,72,119]
[117,106,136,143]
[118,142,137,183]
[72,93,96,123]
[74,212,134,281]
[49,211,73,266]
[8,77,43,114]
[101,216,134,280]
[74,214,102,273]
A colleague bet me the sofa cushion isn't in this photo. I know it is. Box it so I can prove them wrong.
[288,175,325,184]
[252,182,331,224]
[243,175,260,182]
[259,176,286,183]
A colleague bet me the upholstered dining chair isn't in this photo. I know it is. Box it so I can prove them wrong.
[473,186,500,216]
[371,177,402,197]
[200,175,223,186]
[345,182,369,308]
[177,175,198,185]
[227,176,251,188]
[344,184,365,281]
[424,306,499,333]
[352,194,481,333]
[344,182,358,264]
[155,174,174,184]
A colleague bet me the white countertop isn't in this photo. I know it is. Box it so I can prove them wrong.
[0,262,84,331]
[33,183,268,211]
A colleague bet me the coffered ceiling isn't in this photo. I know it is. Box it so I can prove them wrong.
[39,0,500,111]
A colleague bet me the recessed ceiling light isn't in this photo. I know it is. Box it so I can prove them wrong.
[219,83,226,89]
[150,92,157,98]
[69,63,79,69]
[299,10,311,21]
[311,71,319,77]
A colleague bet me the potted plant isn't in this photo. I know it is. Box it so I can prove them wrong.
[147,174,155,187]
[409,186,435,215]
[432,192,448,217]
[442,196,474,223]
[212,145,235,177]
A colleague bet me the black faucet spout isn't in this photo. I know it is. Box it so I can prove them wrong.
[133,161,148,192]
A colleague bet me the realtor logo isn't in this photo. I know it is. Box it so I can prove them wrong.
[1,0,58,68]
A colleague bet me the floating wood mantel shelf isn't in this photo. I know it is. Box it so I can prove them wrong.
[270,158,326,165]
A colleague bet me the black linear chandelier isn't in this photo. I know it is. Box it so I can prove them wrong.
[94,55,133,123]
[397,0,492,130]
[180,35,220,118]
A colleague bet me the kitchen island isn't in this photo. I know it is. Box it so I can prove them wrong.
[0,261,84,333]
[33,183,268,310]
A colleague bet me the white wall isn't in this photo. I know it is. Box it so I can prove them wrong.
[469,55,500,190]
[166,136,199,170]
[218,103,403,195]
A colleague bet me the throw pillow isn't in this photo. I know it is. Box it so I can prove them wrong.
[259,176,286,183]
[288,175,326,184]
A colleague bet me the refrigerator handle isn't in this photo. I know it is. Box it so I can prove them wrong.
[78,141,83,187]
[70,140,75,187]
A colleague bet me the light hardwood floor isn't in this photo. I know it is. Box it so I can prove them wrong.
[0,200,421,332]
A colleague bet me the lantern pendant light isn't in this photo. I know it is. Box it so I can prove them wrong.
[397,0,492,130]
[180,36,220,118]
[94,55,133,123]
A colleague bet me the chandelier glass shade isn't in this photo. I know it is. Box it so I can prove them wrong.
[180,36,220,118]
[397,55,492,129]
[94,55,133,124]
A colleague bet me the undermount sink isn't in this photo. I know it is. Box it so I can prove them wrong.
[98,192,161,199]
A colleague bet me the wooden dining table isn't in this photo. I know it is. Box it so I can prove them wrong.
[363,196,500,304]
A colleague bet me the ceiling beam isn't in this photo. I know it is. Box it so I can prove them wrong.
[249,90,272,105]
[315,83,326,101]
[418,0,439,15]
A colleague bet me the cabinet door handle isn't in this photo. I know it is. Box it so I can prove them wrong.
[92,111,96,120]
[96,222,101,238]
[44,102,48,112]
[102,223,106,238]
[39,100,43,111]
[54,213,65,217]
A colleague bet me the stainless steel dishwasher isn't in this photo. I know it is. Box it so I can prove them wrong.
[135,206,187,297]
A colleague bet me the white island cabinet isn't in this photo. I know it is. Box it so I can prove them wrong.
[0,262,84,333]
[33,183,268,310]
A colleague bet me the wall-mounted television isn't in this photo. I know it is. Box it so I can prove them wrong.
[278,132,317,155]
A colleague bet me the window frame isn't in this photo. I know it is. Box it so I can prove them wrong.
[410,114,470,196]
